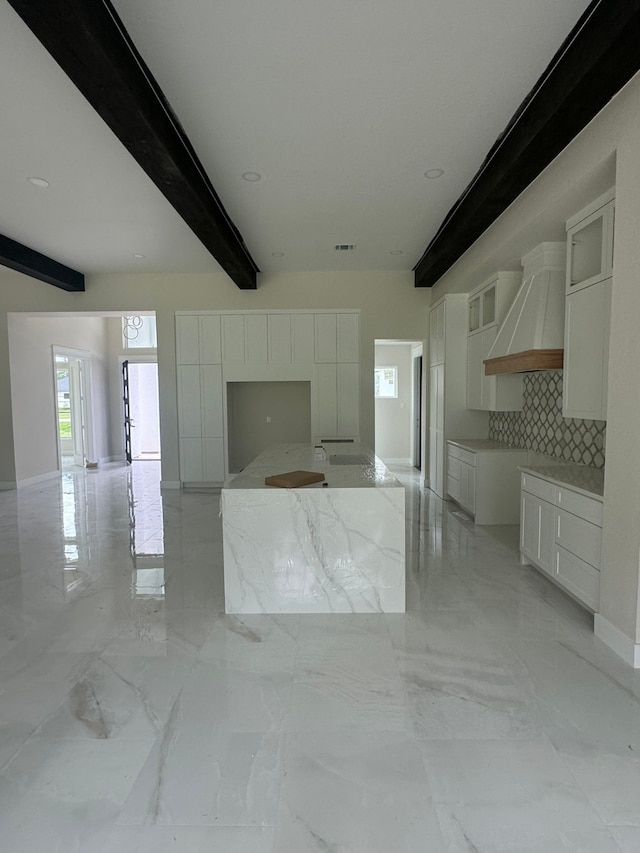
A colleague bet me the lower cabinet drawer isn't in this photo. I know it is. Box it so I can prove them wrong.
[556,487,603,526]
[555,508,601,569]
[447,456,460,481]
[554,544,600,611]
[521,473,555,503]
[447,474,460,502]
[458,448,476,467]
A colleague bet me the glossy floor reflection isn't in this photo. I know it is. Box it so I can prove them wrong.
[1,461,640,852]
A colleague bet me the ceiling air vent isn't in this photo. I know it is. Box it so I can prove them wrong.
[334,244,355,251]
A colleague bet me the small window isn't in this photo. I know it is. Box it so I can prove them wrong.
[375,366,398,398]
[122,315,157,349]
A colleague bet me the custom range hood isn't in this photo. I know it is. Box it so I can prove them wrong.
[484,242,565,375]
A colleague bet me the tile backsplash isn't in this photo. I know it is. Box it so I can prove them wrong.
[488,371,606,468]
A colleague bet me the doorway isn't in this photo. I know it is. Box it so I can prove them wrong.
[54,348,94,469]
[374,340,424,470]
[121,359,161,461]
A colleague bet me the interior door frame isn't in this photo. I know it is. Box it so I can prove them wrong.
[52,346,95,470]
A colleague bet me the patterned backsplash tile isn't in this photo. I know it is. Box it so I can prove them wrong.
[488,371,606,468]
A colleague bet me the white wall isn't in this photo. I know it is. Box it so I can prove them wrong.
[7,315,111,483]
[0,271,430,487]
[429,70,640,650]
[374,343,413,462]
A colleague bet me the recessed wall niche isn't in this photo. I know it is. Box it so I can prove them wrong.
[226,381,312,473]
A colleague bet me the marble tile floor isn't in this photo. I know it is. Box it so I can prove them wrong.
[1,460,640,851]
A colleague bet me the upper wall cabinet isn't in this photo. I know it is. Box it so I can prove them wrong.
[563,189,614,421]
[566,187,615,294]
[466,272,523,412]
[314,313,359,363]
[176,314,222,365]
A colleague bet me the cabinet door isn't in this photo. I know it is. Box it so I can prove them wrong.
[337,314,359,362]
[292,314,315,363]
[176,315,200,364]
[200,365,223,438]
[199,315,221,364]
[180,438,203,481]
[245,315,268,364]
[337,363,359,436]
[466,332,483,409]
[429,364,444,431]
[315,314,337,363]
[563,280,610,420]
[429,428,444,497]
[177,365,202,438]
[268,314,292,363]
[429,302,445,365]
[520,491,554,575]
[316,363,338,436]
[459,462,475,514]
[221,315,246,363]
[203,437,225,482]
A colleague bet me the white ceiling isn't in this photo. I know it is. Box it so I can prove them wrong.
[0,0,593,279]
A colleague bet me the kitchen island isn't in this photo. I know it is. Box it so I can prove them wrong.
[221,443,405,614]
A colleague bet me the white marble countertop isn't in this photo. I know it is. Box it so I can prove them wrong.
[225,443,403,490]
[447,439,527,454]
[518,462,604,498]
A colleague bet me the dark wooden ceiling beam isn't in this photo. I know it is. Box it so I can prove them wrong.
[8,0,259,290]
[414,0,640,287]
[0,233,84,292]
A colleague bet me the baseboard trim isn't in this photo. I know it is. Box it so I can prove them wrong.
[0,481,17,490]
[16,470,61,489]
[594,613,640,668]
[380,457,413,466]
[160,480,181,490]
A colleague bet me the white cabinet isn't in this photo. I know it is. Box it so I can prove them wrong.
[466,272,523,412]
[447,442,528,524]
[268,314,292,363]
[245,314,268,364]
[176,362,225,484]
[429,301,445,365]
[562,189,614,422]
[429,295,488,498]
[176,310,360,483]
[314,313,360,364]
[292,314,315,363]
[563,278,610,420]
[222,315,245,363]
[520,472,602,611]
[430,364,445,496]
[176,314,222,364]
[316,362,359,438]
[520,475,555,575]
[566,188,615,293]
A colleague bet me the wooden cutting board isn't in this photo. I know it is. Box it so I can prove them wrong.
[264,470,325,488]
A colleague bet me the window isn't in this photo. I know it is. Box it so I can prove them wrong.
[374,366,398,398]
[122,315,157,349]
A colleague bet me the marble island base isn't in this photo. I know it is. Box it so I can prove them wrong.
[221,444,406,614]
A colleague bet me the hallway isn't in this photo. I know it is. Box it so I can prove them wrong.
[1,462,639,851]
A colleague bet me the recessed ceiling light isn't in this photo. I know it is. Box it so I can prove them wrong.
[242,171,262,182]
[26,176,49,188]
[424,168,444,179]
[272,251,285,257]
[133,253,146,259]
[390,250,403,255]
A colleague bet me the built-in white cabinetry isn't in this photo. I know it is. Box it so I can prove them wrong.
[466,272,523,411]
[520,471,602,611]
[447,441,528,524]
[176,310,360,485]
[428,296,488,498]
[563,189,614,421]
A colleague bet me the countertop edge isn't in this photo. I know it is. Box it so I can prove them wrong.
[518,464,604,500]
